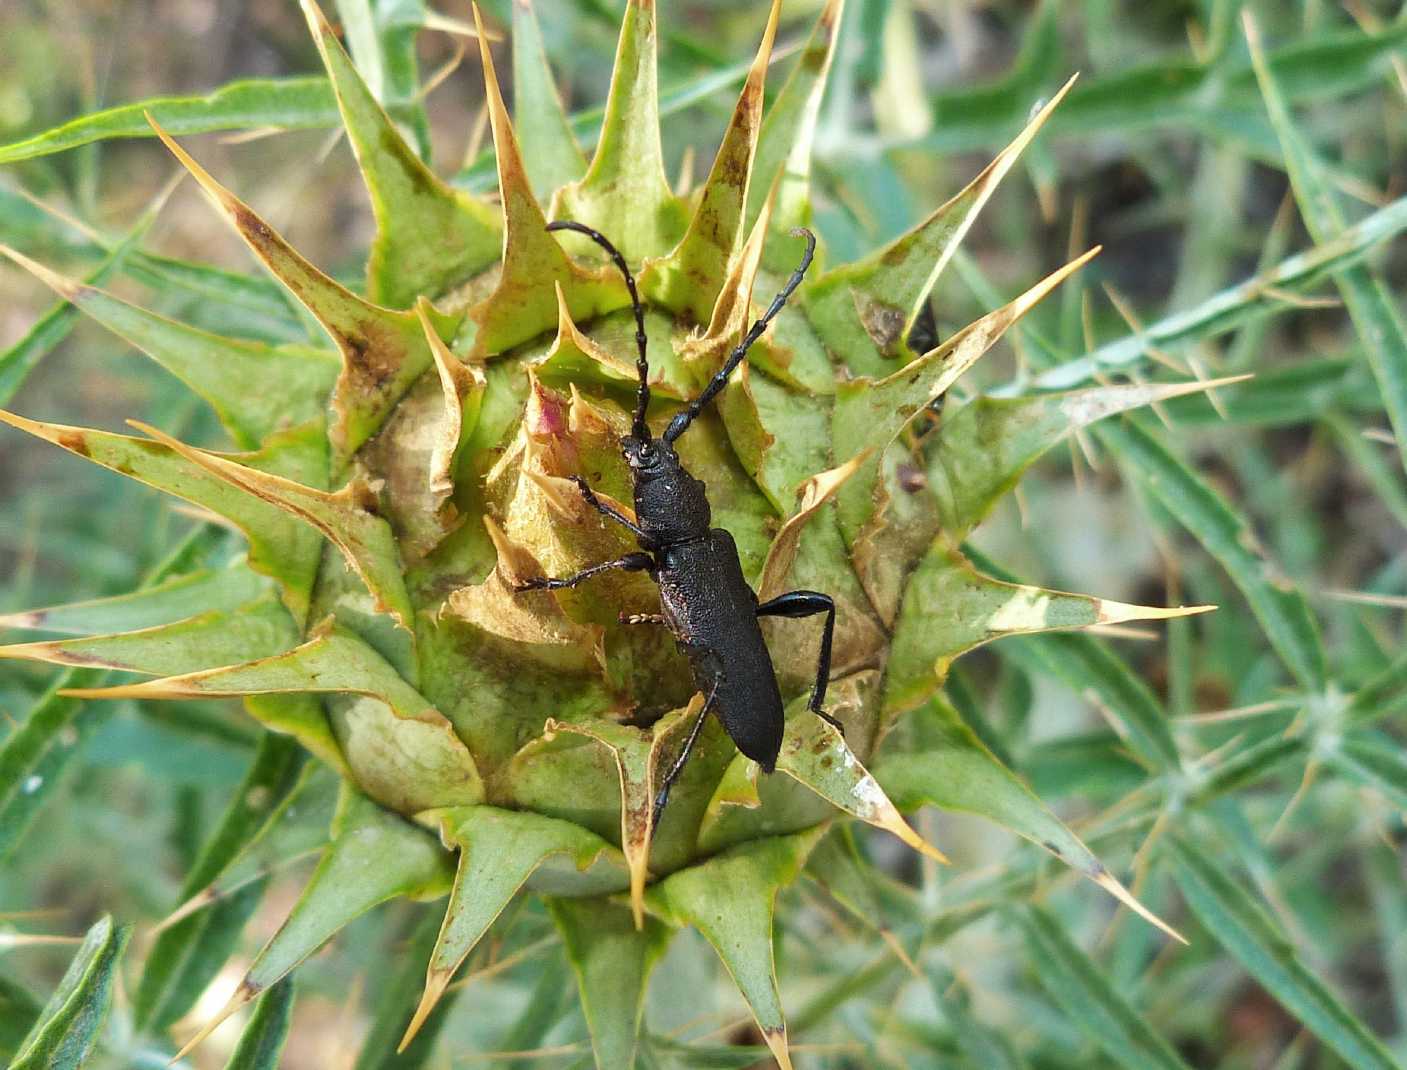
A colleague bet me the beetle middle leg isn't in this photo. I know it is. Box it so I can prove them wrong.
[652,674,721,829]
[514,551,654,592]
[755,590,844,734]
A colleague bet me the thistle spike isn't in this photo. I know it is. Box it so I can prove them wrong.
[147,116,446,456]
[640,0,781,322]
[833,246,1101,542]
[60,628,484,812]
[0,597,296,677]
[875,698,1186,944]
[757,452,872,601]
[776,712,946,863]
[511,0,587,199]
[0,244,337,450]
[550,0,688,263]
[680,190,774,384]
[400,806,623,1051]
[805,74,1079,377]
[884,547,1214,715]
[468,3,623,356]
[533,281,662,394]
[169,982,255,1066]
[929,375,1253,543]
[129,420,416,636]
[300,0,501,308]
[748,0,846,247]
[0,411,323,621]
[417,298,485,504]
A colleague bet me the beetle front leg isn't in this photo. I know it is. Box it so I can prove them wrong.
[570,476,650,542]
[513,552,654,592]
[755,590,843,734]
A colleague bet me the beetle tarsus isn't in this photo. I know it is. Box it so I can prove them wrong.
[620,612,667,626]
[814,708,846,737]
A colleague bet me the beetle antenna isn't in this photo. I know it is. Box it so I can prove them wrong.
[663,228,816,445]
[547,220,651,440]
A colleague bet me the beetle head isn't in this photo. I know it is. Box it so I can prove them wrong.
[622,434,670,474]
[623,434,711,541]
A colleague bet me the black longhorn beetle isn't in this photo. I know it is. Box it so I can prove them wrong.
[514,221,841,828]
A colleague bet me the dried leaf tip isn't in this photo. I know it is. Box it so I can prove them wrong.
[1090,867,1189,945]
[167,980,259,1065]
[0,243,85,300]
[641,0,781,318]
[398,969,451,1052]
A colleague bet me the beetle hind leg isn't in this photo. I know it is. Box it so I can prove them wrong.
[756,589,842,734]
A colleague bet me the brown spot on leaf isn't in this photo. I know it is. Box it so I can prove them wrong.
[897,464,926,493]
[856,295,908,353]
[801,43,829,72]
[56,431,90,457]
[232,203,275,247]
[51,648,111,667]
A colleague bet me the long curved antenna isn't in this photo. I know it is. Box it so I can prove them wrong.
[663,228,816,445]
[547,220,651,439]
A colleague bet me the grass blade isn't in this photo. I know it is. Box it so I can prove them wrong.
[0,528,224,861]
[1018,906,1192,1070]
[1022,196,1407,392]
[1243,13,1407,472]
[1168,837,1401,1070]
[1329,732,1407,812]
[0,78,339,164]
[135,733,306,1031]
[1096,417,1325,690]
[223,978,296,1070]
[10,915,132,1070]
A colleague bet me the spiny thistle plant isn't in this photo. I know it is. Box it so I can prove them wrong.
[2,0,1297,1065]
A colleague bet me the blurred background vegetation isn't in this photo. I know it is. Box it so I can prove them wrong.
[2,0,1406,1067]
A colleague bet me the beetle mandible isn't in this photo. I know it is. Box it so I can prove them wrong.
[514,221,841,828]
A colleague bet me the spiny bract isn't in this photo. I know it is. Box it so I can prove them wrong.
[0,1,1218,1065]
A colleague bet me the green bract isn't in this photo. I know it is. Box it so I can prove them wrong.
[0,1,1217,1065]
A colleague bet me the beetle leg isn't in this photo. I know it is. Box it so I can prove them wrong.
[619,612,667,626]
[652,675,721,830]
[513,552,654,592]
[755,590,842,733]
[570,476,650,542]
